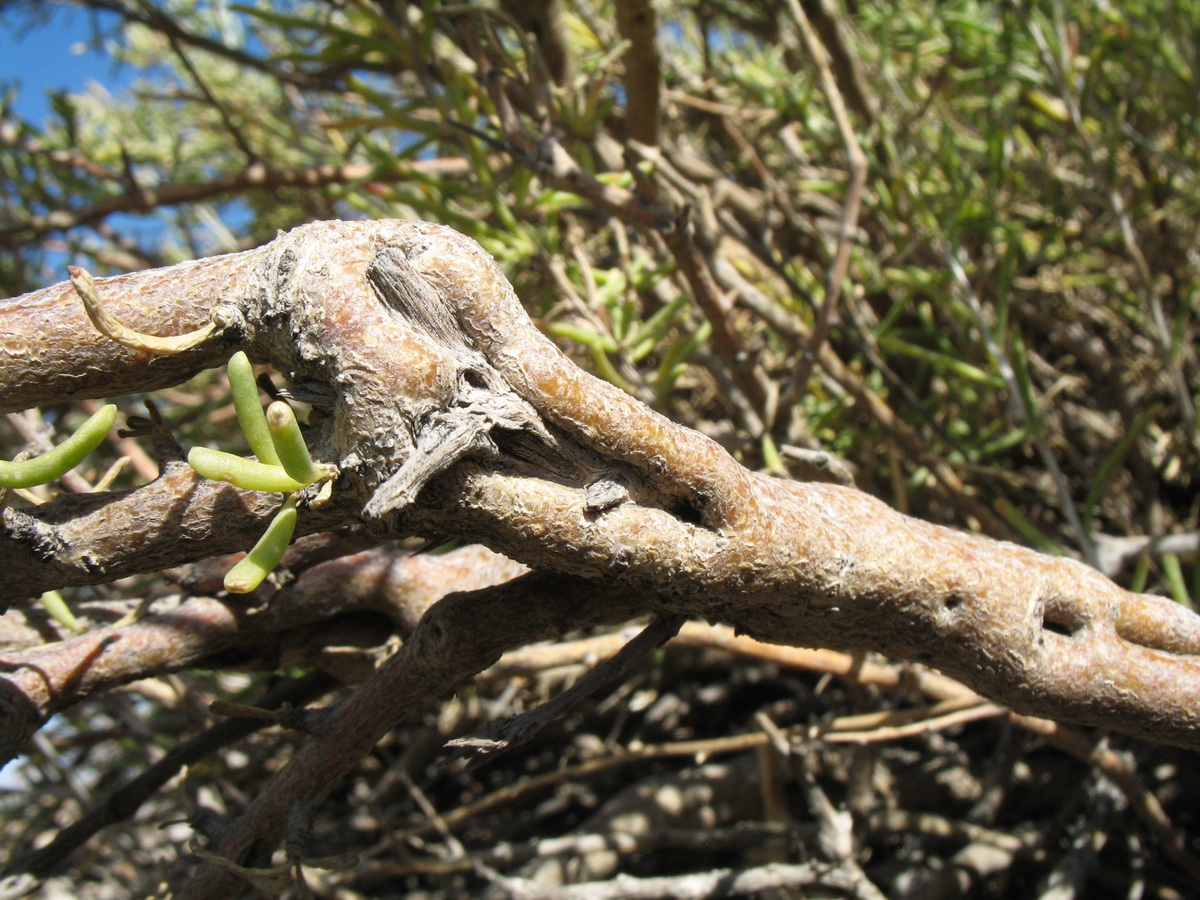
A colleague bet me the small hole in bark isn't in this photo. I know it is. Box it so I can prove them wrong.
[672,498,705,526]
[462,368,491,390]
[1041,616,1074,636]
[1041,598,1085,637]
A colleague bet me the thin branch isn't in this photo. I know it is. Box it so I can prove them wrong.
[161,29,259,164]
[0,160,458,243]
[0,544,525,764]
[5,672,334,881]
[349,823,818,880]
[449,612,685,758]
[174,572,650,899]
[486,858,887,900]
[780,0,869,409]
[942,241,1099,568]
[1010,714,1200,883]
[614,0,662,146]
[88,0,339,90]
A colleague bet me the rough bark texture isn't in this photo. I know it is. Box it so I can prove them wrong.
[2,219,1199,894]
[3,219,1199,741]
[0,543,526,766]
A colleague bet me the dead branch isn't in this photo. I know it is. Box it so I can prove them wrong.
[450,612,685,758]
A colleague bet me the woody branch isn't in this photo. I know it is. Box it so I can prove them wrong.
[2,218,1197,755]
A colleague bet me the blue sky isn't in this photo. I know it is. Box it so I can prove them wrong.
[0,4,130,126]
[0,6,218,274]
[0,6,128,785]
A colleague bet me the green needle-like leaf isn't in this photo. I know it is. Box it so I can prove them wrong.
[265,400,325,486]
[37,590,84,634]
[187,447,307,493]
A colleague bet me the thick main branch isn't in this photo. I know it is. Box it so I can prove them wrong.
[1,219,1198,751]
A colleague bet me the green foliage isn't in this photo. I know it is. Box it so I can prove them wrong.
[3,0,1198,581]
[0,404,118,633]
[3,2,1200,894]
[0,404,116,489]
[222,494,298,593]
[35,589,83,634]
[185,352,334,592]
[227,349,281,466]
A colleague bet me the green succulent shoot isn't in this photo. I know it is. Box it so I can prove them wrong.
[187,352,335,593]
[2,404,120,635]
[0,404,117,489]
[222,495,299,594]
[37,590,84,634]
